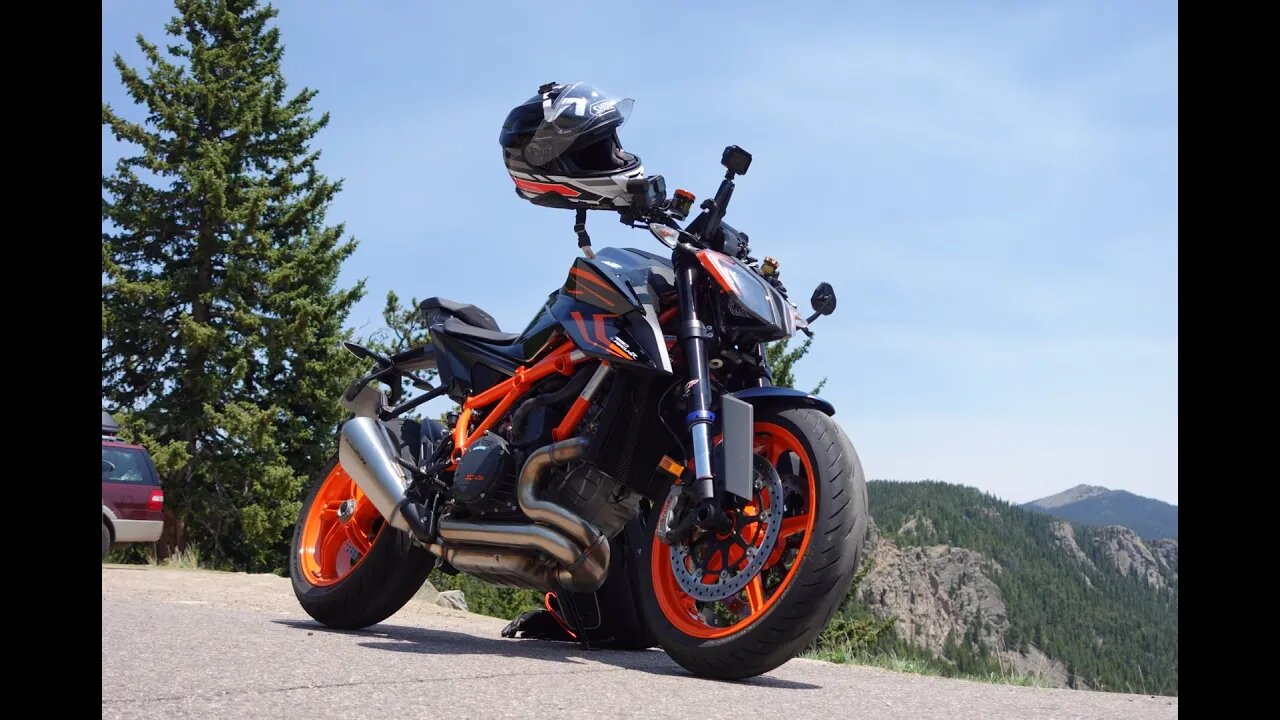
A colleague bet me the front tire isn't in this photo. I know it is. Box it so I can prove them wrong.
[102,520,111,560]
[638,407,868,679]
[289,455,436,629]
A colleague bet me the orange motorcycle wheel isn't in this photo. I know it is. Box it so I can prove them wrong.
[638,406,869,680]
[289,426,435,630]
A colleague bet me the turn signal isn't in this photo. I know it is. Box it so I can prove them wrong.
[659,455,685,480]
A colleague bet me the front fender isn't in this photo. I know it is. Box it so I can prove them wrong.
[716,387,835,501]
[729,387,835,416]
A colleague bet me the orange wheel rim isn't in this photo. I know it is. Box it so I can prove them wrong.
[298,463,385,587]
[651,422,817,639]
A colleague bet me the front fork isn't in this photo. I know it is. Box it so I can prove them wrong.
[675,262,718,505]
[673,260,757,532]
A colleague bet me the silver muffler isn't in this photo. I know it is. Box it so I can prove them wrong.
[338,417,414,533]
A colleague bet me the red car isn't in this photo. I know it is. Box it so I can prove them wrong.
[102,411,164,559]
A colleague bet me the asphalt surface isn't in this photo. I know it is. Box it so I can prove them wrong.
[102,566,1178,719]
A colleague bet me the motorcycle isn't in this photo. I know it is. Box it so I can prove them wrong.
[289,144,869,679]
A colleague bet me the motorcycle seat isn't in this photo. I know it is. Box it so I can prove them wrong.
[419,297,502,332]
[441,316,521,346]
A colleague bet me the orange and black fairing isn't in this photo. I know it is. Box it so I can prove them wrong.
[563,258,636,315]
[552,248,674,373]
[427,247,674,417]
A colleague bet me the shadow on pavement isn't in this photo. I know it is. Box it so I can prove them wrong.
[274,619,821,690]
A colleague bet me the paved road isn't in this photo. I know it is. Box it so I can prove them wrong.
[102,566,1177,719]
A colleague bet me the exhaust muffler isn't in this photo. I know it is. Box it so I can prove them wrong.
[338,417,415,534]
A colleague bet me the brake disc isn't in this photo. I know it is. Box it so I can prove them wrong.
[668,456,784,602]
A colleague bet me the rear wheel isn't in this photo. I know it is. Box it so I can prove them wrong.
[289,455,436,629]
[638,406,868,679]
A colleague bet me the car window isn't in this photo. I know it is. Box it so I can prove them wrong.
[102,447,156,485]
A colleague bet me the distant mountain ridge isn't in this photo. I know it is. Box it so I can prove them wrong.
[1025,484,1110,509]
[1023,484,1177,540]
[860,480,1178,695]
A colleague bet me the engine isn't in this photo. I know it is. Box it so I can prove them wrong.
[452,432,519,517]
[449,369,644,539]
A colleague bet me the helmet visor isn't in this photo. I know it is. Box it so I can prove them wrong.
[524,82,634,167]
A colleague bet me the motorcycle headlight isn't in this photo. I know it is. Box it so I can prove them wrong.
[696,249,794,338]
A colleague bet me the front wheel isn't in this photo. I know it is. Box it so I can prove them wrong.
[289,454,436,629]
[638,406,869,679]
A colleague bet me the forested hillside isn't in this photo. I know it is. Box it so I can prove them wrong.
[864,480,1178,695]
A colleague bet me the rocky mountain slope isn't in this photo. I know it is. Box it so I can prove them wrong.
[856,480,1178,695]
[1023,484,1178,540]
[859,523,1070,686]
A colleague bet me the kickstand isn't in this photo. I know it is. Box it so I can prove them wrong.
[554,583,593,652]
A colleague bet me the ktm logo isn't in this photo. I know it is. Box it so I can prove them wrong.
[464,474,485,482]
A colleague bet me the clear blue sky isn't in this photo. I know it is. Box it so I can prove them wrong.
[102,2,1178,505]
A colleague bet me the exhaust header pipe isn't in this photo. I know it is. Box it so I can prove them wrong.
[340,416,609,593]
[436,437,610,593]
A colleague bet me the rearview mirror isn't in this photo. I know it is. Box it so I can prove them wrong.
[721,145,752,176]
[102,461,115,475]
[809,282,837,320]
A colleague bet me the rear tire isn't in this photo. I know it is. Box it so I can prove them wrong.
[638,406,868,679]
[289,454,436,630]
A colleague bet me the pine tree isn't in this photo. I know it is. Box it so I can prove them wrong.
[765,336,827,392]
[102,0,363,570]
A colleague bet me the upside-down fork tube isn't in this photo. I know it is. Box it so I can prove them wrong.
[675,261,717,502]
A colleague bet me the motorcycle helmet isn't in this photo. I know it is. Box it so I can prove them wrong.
[499,81,645,210]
